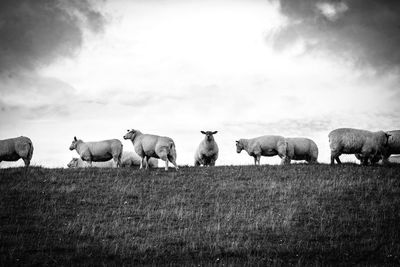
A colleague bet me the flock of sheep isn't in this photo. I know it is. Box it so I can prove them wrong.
[0,128,399,170]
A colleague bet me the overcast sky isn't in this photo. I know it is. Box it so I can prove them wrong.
[1,0,400,167]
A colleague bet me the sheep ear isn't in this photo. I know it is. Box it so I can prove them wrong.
[201,131,206,134]
[74,136,77,141]
[235,140,239,143]
[212,131,218,135]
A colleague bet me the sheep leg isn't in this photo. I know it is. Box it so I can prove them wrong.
[194,160,201,166]
[165,159,169,171]
[143,156,149,169]
[253,155,261,165]
[330,151,341,165]
[112,155,119,168]
[142,157,148,169]
[115,154,122,168]
[23,158,30,167]
[139,157,144,169]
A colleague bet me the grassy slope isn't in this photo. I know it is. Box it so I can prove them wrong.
[0,164,400,265]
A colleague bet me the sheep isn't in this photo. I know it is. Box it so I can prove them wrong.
[123,129,178,171]
[235,135,288,165]
[354,153,381,165]
[194,131,219,166]
[67,157,114,168]
[67,151,158,168]
[284,137,318,164]
[69,137,123,167]
[0,136,34,167]
[381,130,400,164]
[355,130,400,164]
[120,151,159,168]
[328,128,390,165]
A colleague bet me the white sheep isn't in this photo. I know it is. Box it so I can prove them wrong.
[194,131,219,166]
[0,136,34,167]
[382,130,400,163]
[328,128,390,165]
[67,151,158,168]
[69,137,123,167]
[235,135,288,165]
[355,130,400,164]
[120,151,159,168]
[284,137,318,164]
[67,157,115,168]
[123,129,178,171]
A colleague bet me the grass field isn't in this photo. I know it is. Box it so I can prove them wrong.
[1,164,400,265]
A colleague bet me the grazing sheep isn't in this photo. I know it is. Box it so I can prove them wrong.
[328,128,390,165]
[69,137,123,167]
[381,130,400,164]
[194,131,219,166]
[235,135,288,165]
[67,151,158,168]
[0,136,34,167]
[123,129,178,171]
[355,130,400,164]
[354,153,381,165]
[284,137,318,164]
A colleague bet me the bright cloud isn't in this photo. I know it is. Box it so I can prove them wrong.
[1,0,400,167]
[316,2,348,21]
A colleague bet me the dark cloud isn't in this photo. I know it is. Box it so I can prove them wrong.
[0,0,106,73]
[272,0,400,70]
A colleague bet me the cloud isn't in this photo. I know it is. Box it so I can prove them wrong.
[0,73,77,122]
[0,0,107,129]
[0,0,106,73]
[272,0,400,70]
[316,2,348,21]
[224,117,333,137]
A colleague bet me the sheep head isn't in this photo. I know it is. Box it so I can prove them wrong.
[124,129,138,140]
[69,136,80,151]
[201,131,217,141]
